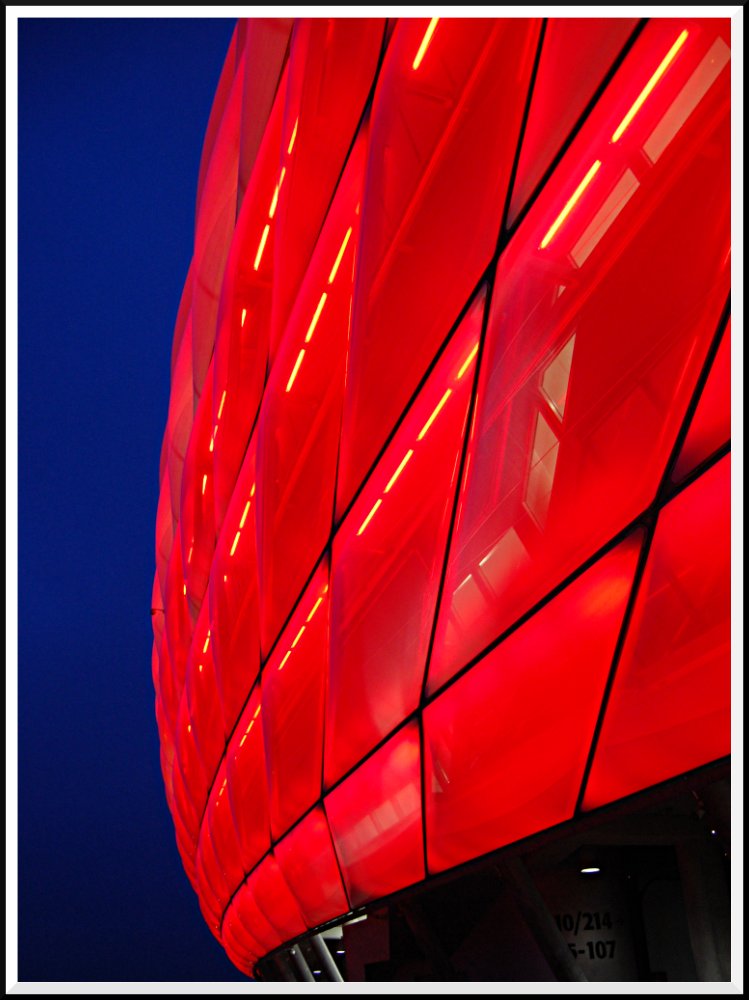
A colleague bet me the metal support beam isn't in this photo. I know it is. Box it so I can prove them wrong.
[498,858,588,982]
[311,934,344,982]
[289,944,315,982]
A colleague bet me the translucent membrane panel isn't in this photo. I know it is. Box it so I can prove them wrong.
[508,17,638,227]
[166,313,194,523]
[163,537,193,700]
[231,876,282,954]
[672,318,731,481]
[156,626,179,735]
[424,534,641,874]
[204,757,246,907]
[262,563,330,839]
[269,18,384,359]
[237,19,293,206]
[583,456,730,810]
[175,694,211,818]
[209,432,261,733]
[154,477,174,610]
[326,295,483,786]
[251,854,306,944]
[226,685,271,875]
[168,257,195,393]
[429,18,731,691]
[196,23,242,217]
[336,17,540,516]
[326,722,423,908]
[212,67,289,530]
[185,613,226,783]
[274,806,349,928]
[171,752,201,850]
[151,574,164,646]
[257,131,367,652]
[191,49,245,399]
[196,823,230,928]
[180,358,216,620]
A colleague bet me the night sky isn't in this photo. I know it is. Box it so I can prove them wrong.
[18,17,248,981]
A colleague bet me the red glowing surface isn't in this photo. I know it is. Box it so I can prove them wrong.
[325,723,424,907]
[425,534,641,873]
[583,456,730,810]
[154,16,731,975]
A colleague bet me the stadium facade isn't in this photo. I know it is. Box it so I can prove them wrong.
[152,16,732,981]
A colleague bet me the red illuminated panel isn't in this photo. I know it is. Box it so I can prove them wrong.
[672,319,731,481]
[226,685,271,875]
[185,614,226,783]
[326,294,484,786]
[209,432,261,733]
[203,757,246,910]
[583,456,730,810]
[191,48,245,400]
[256,133,366,652]
[195,23,242,218]
[230,877,282,954]
[196,823,230,928]
[508,17,638,226]
[180,357,216,619]
[424,534,641,873]
[429,18,731,691]
[211,66,289,530]
[175,694,211,819]
[165,313,194,523]
[262,564,329,839]
[274,806,350,928]
[251,854,307,943]
[325,723,423,908]
[336,17,540,516]
[269,18,383,358]
[163,536,193,702]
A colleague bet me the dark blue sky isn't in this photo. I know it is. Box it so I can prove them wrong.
[18,17,248,981]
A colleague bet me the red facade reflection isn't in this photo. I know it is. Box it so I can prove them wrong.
[153,16,731,976]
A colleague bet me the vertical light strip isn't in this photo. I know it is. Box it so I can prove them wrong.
[384,450,414,493]
[413,17,439,70]
[305,293,328,343]
[611,29,689,142]
[357,498,382,536]
[328,227,353,284]
[253,224,270,271]
[287,118,298,155]
[286,349,306,392]
[456,344,479,380]
[539,160,601,250]
[417,389,452,440]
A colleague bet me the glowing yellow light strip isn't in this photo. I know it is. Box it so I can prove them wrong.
[187,724,191,733]
[306,595,324,623]
[182,583,187,596]
[217,390,227,420]
[278,650,292,671]
[457,343,479,380]
[230,531,241,557]
[612,29,688,142]
[418,389,452,440]
[286,348,305,392]
[198,663,203,673]
[539,160,601,250]
[241,308,247,327]
[328,227,353,284]
[305,293,328,344]
[254,223,270,271]
[201,474,207,495]
[384,449,414,493]
[269,184,281,219]
[203,632,210,654]
[357,498,382,536]
[413,17,439,70]
[187,546,193,564]
[291,625,306,649]
[287,118,298,155]
[239,500,251,529]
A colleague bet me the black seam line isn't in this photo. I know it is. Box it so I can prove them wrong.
[503,17,648,242]
[217,435,732,936]
[574,295,731,814]
[573,519,657,817]
[204,434,732,921]
[251,755,730,973]
[415,18,548,878]
[657,293,731,498]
